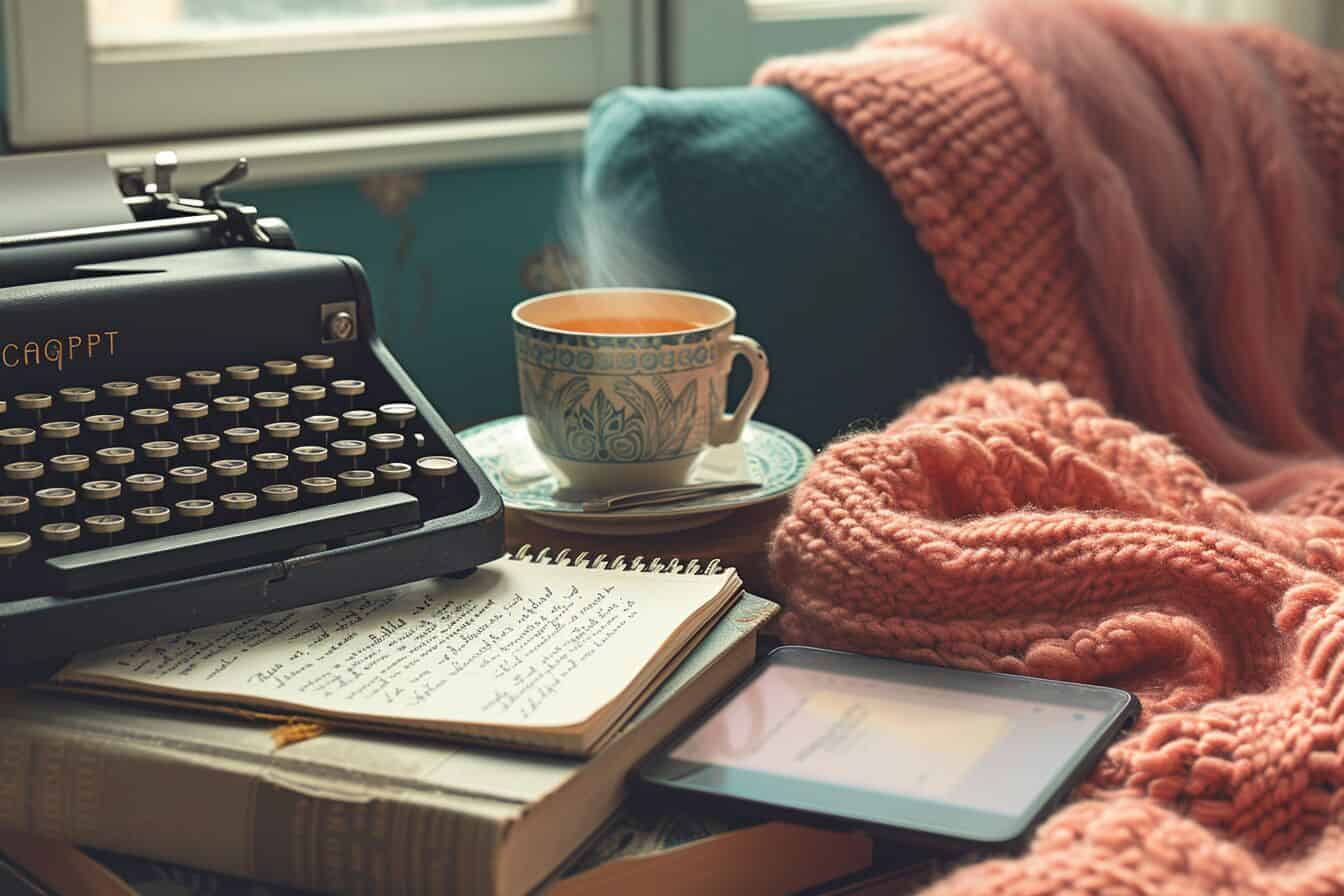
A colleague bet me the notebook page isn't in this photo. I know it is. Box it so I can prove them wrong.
[58,559,734,730]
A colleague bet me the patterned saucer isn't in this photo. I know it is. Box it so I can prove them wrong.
[458,416,813,535]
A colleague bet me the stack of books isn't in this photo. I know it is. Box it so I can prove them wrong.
[0,552,880,895]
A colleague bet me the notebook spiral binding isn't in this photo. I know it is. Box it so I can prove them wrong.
[510,544,723,576]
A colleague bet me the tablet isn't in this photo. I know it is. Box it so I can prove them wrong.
[636,646,1138,850]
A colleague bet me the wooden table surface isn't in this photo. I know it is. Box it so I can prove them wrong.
[504,497,791,599]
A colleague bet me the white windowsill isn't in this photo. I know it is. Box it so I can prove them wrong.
[89,110,588,192]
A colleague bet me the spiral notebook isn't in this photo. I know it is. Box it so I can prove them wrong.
[50,547,743,756]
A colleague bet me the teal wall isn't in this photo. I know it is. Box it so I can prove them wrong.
[0,21,574,430]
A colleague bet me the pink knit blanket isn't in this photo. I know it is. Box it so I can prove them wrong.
[760,2,1344,891]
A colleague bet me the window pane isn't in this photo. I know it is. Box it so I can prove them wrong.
[89,0,578,46]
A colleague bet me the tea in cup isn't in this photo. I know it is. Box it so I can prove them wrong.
[512,288,769,493]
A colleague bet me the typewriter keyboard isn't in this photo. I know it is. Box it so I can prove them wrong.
[0,355,465,599]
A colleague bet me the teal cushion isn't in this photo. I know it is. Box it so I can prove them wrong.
[580,85,983,448]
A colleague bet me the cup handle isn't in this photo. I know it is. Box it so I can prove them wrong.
[709,335,770,446]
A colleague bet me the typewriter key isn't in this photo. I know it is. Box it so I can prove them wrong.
[173,402,209,433]
[301,354,334,373]
[301,476,337,500]
[146,376,182,399]
[265,421,301,449]
[183,433,221,464]
[84,414,125,444]
[331,379,365,410]
[40,421,80,453]
[40,522,80,549]
[214,395,252,428]
[211,459,248,484]
[342,410,377,432]
[377,462,412,490]
[265,360,298,382]
[338,469,376,492]
[0,495,28,526]
[81,480,122,511]
[5,461,44,493]
[102,380,139,405]
[35,487,76,515]
[254,392,290,424]
[0,531,30,566]
[226,365,261,396]
[262,483,299,509]
[125,473,166,502]
[368,432,404,464]
[185,370,221,401]
[292,445,328,469]
[176,499,215,528]
[49,455,90,486]
[253,452,289,483]
[60,387,96,410]
[331,439,366,469]
[132,505,171,532]
[85,513,125,544]
[0,427,36,459]
[291,385,325,409]
[95,447,135,473]
[220,491,258,515]
[305,415,339,445]
[379,403,417,429]
[0,399,5,415]
[169,465,208,490]
[131,408,170,441]
[14,394,52,424]
[224,426,261,458]
[416,456,459,489]
[142,441,180,473]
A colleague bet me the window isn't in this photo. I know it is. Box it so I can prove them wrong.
[4,0,641,147]
[666,1,931,88]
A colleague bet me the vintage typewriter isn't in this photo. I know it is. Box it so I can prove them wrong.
[0,152,503,672]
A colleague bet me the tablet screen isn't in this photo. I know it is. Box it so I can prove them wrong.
[669,662,1113,817]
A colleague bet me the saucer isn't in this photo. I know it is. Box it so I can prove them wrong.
[458,416,813,535]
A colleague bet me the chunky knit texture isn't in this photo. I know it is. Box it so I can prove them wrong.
[758,2,1344,891]
[757,0,1344,486]
[770,378,1344,892]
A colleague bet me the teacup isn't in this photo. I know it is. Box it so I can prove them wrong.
[512,288,769,493]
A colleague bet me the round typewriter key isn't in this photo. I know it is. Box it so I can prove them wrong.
[265,359,298,379]
[301,354,335,372]
[214,395,251,428]
[141,441,180,474]
[146,375,182,396]
[293,445,328,466]
[301,476,337,499]
[132,505,171,531]
[332,439,366,470]
[416,455,459,489]
[102,381,138,399]
[220,491,258,514]
[331,379,365,410]
[305,415,339,445]
[85,513,125,544]
[185,370,221,401]
[183,434,221,462]
[224,426,261,459]
[125,473,165,500]
[377,462,412,490]
[226,365,261,397]
[342,409,377,432]
[211,459,248,482]
[173,402,210,433]
[95,447,135,474]
[255,391,289,423]
[379,403,417,428]
[176,498,215,528]
[262,483,299,508]
[291,384,325,406]
[35,487,75,514]
[40,421,80,452]
[84,414,125,444]
[368,432,404,463]
[169,466,207,500]
[40,522,80,547]
[0,428,36,460]
[50,455,90,486]
[131,408,169,441]
[0,399,6,415]
[265,421,302,446]
[81,480,122,508]
[14,393,52,413]
[253,452,289,484]
[0,495,29,525]
[60,387,96,408]
[0,531,31,565]
[338,469,376,492]
[5,462,44,493]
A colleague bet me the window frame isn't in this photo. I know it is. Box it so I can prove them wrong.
[666,0,933,88]
[3,0,643,149]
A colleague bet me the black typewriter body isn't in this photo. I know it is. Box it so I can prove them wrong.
[0,157,503,672]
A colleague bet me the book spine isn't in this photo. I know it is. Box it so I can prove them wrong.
[0,722,502,896]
